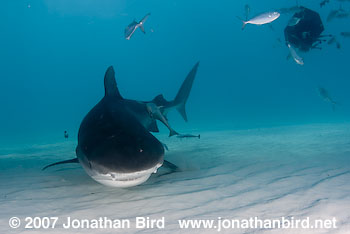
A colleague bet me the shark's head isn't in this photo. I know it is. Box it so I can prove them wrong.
[76,66,164,188]
[77,132,164,188]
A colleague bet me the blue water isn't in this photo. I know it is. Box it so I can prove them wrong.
[1,1,350,233]
[1,0,350,146]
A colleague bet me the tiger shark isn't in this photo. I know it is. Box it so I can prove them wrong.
[43,62,199,187]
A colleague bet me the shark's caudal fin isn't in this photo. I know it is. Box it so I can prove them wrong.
[104,66,123,99]
[42,158,79,171]
[173,62,199,122]
[139,13,150,34]
[150,62,199,121]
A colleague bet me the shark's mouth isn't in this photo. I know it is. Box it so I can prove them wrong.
[90,162,163,188]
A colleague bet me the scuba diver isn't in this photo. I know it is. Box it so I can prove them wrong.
[284,7,330,52]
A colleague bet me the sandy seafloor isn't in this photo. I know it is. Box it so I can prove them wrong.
[0,124,349,234]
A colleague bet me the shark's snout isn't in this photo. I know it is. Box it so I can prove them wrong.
[77,135,165,188]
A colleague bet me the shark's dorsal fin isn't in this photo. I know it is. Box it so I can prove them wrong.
[104,66,122,98]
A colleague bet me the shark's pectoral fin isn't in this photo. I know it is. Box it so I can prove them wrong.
[42,158,79,171]
[162,160,180,172]
[169,129,179,137]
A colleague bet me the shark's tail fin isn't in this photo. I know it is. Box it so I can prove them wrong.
[173,62,199,122]
[139,13,150,33]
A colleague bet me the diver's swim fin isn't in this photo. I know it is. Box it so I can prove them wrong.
[42,158,79,171]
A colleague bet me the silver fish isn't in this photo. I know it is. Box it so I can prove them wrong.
[318,87,337,111]
[238,11,280,30]
[287,43,304,65]
[124,13,150,40]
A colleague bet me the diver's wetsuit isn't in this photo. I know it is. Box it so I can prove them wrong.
[284,7,325,51]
